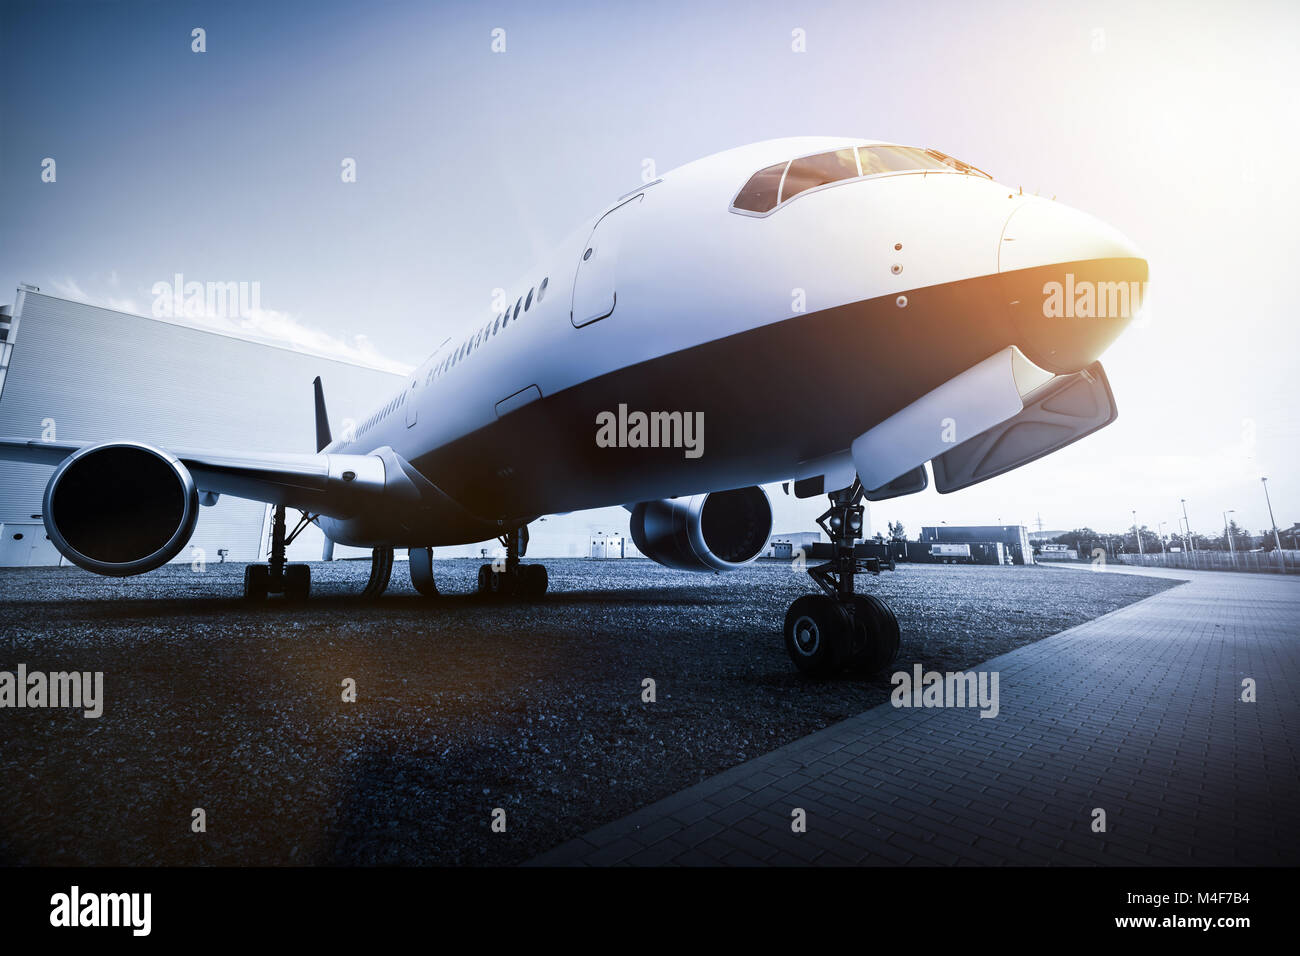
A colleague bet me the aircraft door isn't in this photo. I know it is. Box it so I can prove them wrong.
[571,194,642,328]
[404,378,418,428]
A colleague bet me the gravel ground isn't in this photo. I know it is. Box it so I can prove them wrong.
[0,558,1177,866]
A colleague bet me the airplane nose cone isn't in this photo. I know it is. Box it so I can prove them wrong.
[997,199,1148,374]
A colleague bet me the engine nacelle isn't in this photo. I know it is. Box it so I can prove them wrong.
[628,486,773,572]
[43,441,200,576]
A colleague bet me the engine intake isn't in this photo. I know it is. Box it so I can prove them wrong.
[43,442,200,576]
[628,486,772,572]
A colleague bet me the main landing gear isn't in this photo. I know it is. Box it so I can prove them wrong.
[783,478,900,677]
[477,525,548,600]
[243,505,315,601]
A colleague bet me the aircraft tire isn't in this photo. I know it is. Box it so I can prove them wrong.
[519,564,548,600]
[284,564,311,602]
[409,547,439,597]
[849,594,900,675]
[361,547,394,599]
[783,594,850,676]
[243,564,269,602]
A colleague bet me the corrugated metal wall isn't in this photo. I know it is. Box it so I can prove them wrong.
[0,291,405,566]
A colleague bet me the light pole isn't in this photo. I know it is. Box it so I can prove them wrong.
[1157,521,1167,553]
[1262,478,1282,552]
[1132,510,1143,554]
[1223,510,1236,562]
[1181,498,1194,552]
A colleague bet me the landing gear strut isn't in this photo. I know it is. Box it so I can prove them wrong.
[783,478,900,677]
[243,505,314,601]
[477,525,548,600]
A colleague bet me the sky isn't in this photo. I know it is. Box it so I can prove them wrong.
[1,0,1298,546]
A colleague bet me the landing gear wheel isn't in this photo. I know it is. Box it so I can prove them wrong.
[849,594,900,675]
[487,567,515,596]
[783,594,851,677]
[361,547,394,599]
[518,563,548,600]
[477,564,492,595]
[283,564,311,602]
[243,564,269,601]
[408,547,439,597]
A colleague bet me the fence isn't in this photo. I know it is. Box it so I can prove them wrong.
[1110,549,1298,575]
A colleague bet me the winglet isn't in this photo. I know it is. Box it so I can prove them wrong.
[313,376,332,452]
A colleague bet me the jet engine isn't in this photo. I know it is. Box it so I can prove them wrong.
[628,485,772,572]
[42,442,200,576]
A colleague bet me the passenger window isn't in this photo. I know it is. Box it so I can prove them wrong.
[781,149,859,203]
[538,277,548,301]
[733,162,786,213]
[514,298,522,320]
[493,315,501,334]
[525,288,534,311]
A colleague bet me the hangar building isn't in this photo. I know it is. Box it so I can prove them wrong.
[0,287,405,567]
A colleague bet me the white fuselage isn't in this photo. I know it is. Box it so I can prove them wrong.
[320,137,1144,548]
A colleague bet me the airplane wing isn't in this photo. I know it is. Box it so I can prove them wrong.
[0,436,499,534]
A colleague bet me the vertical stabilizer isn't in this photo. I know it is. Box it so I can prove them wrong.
[313,376,332,452]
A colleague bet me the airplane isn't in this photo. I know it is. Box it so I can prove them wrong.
[0,137,1147,677]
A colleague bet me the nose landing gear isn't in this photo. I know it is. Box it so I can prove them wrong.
[782,478,900,677]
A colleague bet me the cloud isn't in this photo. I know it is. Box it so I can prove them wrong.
[186,304,414,376]
[44,276,412,375]
[48,277,87,301]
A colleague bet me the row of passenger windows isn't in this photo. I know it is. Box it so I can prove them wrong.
[424,276,550,387]
[351,274,548,442]
[358,389,406,437]
[351,274,551,441]
[732,145,991,214]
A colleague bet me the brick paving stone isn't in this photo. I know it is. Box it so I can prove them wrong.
[526,568,1300,866]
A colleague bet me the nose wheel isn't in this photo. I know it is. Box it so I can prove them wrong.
[782,479,901,677]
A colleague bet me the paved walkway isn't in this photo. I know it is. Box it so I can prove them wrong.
[529,567,1300,865]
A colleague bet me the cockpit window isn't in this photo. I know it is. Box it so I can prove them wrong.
[858,145,947,175]
[922,148,992,178]
[733,162,785,213]
[858,145,992,178]
[781,149,859,203]
[731,143,994,216]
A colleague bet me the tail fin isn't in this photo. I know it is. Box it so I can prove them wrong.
[313,376,332,452]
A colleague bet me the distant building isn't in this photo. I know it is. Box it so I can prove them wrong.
[765,531,821,560]
[1037,543,1079,561]
[896,539,1005,565]
[0,289,404,567]
[921,525,1033,565]
[589,534,639,559]
[1028,529,1069,544]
